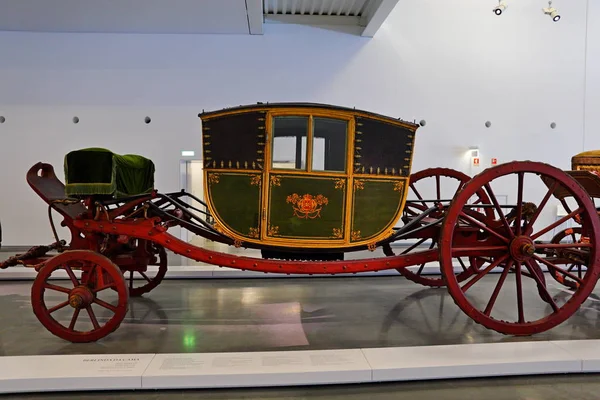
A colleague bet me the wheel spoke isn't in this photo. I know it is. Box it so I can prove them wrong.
[94,298,118,313]
[536,243,593,249]
[68,308,81,331]
[458,211,510,243]
[523,260,559,313]
[409,183,428,208]
[515,172,524,236]
[86,306,101,330]
[93,282,117,293]
[533,255,584,285]
[400,238,428,255]
[436,174,441,200]
[515,262,525,323]
[64,265,80,286]
[525,180,559,235]
[462,254,510,292]
[139,271,152,283]
[44,283,70,294]
[484,183,515,239]
[457,257,468,272]
[48,300,70,314]
[531,207,585,241]
[483,260,512,316]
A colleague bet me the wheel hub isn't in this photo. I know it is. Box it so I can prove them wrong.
[68,286,94,309]
[510,236,536,261]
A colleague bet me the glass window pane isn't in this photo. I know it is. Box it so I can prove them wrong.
[312,117,347,173]
[271,116,308,170]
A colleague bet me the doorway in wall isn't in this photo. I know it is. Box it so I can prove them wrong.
[180,159,204,245]
[180,159,234,253]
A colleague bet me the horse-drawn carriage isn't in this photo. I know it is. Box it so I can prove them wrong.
[1,102,599,343]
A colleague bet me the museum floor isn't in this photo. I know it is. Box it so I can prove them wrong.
[2,247,600,398]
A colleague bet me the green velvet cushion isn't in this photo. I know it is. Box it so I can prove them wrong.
[64,148,155,198]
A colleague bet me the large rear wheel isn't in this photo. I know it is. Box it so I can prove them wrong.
[439,161,600,335]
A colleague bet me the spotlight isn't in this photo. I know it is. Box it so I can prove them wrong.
[493,1,507,15]
[543,1,560,22]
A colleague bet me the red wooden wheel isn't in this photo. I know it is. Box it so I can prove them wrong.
[548,227,586,290]
[439,161,600,335]
[398,168,491,287]
[31,250,129,343]
[125,244,168,297]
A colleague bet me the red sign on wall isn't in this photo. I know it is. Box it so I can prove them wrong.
[473,157,480,166]
[491,158,498,165]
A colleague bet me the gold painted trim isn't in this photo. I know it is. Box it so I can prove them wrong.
[200,105,419,131]
[270,175,281,186]
[202,171,263,245]
[353,180,365,190]
[201,105,415,249]
[264,173,347,246]
[349,177,410,244]
[334,179,345,190]
[207,173,220,184]
[250,175,261,186]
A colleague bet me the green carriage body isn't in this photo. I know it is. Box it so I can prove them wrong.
[199,103,420,250]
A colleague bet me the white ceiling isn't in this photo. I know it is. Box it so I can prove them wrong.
[0,0,399,36]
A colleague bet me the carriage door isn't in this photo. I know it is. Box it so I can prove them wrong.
[263,113,350,245]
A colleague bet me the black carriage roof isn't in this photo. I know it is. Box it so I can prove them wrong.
[198,102,420,128]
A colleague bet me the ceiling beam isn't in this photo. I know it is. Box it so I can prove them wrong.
[264,14,361,26]
[246,0,264,34]
[360,0,400,37]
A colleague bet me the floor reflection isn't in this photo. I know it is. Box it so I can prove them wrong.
[2,273,600,357]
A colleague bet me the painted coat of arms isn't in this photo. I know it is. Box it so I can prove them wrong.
[286,193,328,219]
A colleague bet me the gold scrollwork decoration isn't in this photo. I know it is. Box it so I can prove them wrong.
[334,179,345,190]
[250,175,261,186]
[234,239,242,248]
[393,181,405,192]
[332,228,343,239]
[367,242,376,252]
[286,193,328,219]
[353,180,365,191]
[248,227,259,238]
[268,225,280,236]
[213,222,225,234]
[270,176,281,186]
[351,230,362,241]
[207,173,220,185]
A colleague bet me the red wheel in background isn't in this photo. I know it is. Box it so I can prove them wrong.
[548,227,586,290]
[439,161,600,336]
[124,243,168,297]
[31,250,129,343]
[397,168,491,287]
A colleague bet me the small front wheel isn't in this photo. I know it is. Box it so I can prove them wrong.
[31,250,129,343]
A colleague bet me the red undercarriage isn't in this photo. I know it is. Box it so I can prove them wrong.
[2,161,600,342]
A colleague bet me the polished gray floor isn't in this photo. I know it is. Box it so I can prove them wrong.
[3,248,600,399]
[2,272,600,357]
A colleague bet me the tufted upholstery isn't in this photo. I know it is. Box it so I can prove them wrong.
[572,150,600,175]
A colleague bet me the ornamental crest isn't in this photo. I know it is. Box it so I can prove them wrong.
[286,193,328,219]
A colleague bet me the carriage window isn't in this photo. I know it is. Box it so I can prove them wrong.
[311,117,347,172]
[271,116,308,170]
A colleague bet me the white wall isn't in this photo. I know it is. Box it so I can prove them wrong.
[586,0,600,151]
[0,0,592,246]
